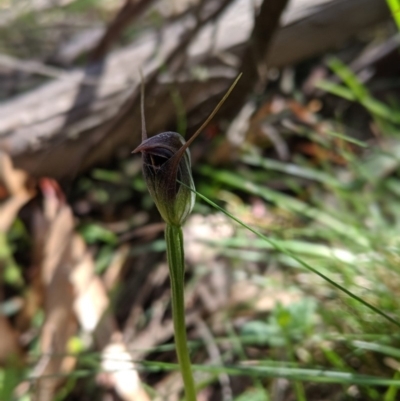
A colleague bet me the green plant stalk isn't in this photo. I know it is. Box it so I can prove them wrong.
[165,224,197,401]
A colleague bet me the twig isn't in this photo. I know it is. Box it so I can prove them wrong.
[90,0,156,61]
[194,316,233,401]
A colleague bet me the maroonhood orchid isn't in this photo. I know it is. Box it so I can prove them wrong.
[133,73,241,401]
[133,74,241,227]
[133,131,195,226]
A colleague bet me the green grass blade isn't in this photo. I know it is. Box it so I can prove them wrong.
[199,166,369,247]
[316,79,400,123]
[386,0,400,30]
[27,359,400,388]
[352,341,400,358]
[324,130,368,147]
[316,58,400,124]
[209,236,359,264]
[327,57,368,100]
[384,372,400,401]
[143,360,400,387]
[315,80,356,101]
[240,154,346,188]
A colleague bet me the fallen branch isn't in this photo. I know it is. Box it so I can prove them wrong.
[0,0,389,177]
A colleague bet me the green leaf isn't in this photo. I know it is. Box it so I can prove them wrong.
[233,388,269,401]
[79,224,117,245]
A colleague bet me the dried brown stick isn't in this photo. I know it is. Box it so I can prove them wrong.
[222,0,290,117]
[90,0,156,62]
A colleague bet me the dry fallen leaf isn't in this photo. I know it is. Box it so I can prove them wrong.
[0,151,35,232]
[29,179,149,401]
[0,314,22,365]
[0,153,33,368]
[31,179,78,401]
[101,340,150,401]
[0,159,149,400]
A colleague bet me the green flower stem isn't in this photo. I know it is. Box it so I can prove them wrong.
[165,224,197,401]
